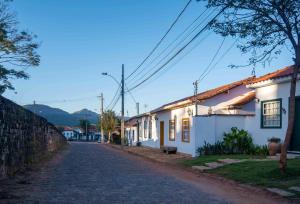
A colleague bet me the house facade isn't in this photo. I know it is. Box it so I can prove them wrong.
[62,127,75,139]
[126,66,300,156]
[246,66,300,151]
[126,77,256,156]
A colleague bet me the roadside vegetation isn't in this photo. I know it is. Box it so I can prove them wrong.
[184,127,300,197]
[197,127,268,156]
[210,159,300,196]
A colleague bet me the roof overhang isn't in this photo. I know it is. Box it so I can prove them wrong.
[247,75,300,88]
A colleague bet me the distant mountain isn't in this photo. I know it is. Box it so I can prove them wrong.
[24,104,99,126]
[72,108,99,124]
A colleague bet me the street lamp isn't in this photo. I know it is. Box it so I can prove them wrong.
[101,72,121,86]
[101,66,125,146]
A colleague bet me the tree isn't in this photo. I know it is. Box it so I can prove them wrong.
[101,110,117,143]
[0,0,40,94]
[202,0,300,172]
[79,119,91,140]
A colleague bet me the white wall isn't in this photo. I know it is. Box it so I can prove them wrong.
[155,105,196,156]
[194,115,248,155]
[246,79,300,145]
[197,85,254,115]
[63,131,74,139]
[135,105,196,156]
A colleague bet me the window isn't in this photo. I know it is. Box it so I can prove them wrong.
[148,119,152,139]
[261,99,282,128]
[144,120,147,138]
[182,118,190,142]
[169,120,175,141]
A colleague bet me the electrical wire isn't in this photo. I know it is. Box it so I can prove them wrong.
[197,37,226,82]
[199,39,238,83]
[126,7,215,87]
[106,85,121,110]
[126,0,193,80]
[126,31,212,92]
[127,9,225,92]
[109,95,121,111]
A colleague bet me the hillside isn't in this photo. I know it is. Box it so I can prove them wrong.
[24,104,99,126]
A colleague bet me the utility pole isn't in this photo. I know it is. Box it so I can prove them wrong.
[98,93,104,143]
[121,64,125,146]
[193,80,198,116]
[136,102,140,115]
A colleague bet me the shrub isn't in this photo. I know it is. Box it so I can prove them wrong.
[197,141,226,155]
[223,127,253,154]
[197,127,268,156]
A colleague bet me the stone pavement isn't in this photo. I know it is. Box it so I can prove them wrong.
[1,142,229,204]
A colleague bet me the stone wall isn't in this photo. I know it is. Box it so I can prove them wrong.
[0,96,66,180]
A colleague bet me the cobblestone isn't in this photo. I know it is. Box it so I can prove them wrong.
[3,142,229,203]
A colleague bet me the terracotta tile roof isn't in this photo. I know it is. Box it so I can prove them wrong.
[250,65,297,84]
[63,126,73,131]
[227,91,256,107]
[151,77,255,113]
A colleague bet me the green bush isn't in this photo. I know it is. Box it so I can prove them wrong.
[197,141,226,155]
[223,127,253,154]
[197,127,268,156]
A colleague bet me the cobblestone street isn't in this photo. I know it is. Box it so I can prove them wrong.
[2,142,230,203]
[2,142,290,204]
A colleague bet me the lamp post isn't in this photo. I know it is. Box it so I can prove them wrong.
[101,65,125,146]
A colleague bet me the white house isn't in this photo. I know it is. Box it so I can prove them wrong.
[126,77,256,156]
[245,66,300,152]
[62,127,75,139]
[126,66,300,156]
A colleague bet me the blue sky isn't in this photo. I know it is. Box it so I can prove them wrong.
[3,0,292,116]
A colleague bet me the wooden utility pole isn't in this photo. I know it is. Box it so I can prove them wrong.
[121,64,125,146]
[99,93,104,143]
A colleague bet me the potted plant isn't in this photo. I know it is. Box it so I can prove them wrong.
[267,137,281,156]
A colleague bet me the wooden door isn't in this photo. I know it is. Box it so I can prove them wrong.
[160,121,164,147]
[291,98,300,151]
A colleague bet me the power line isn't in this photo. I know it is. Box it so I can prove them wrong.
[197,37,226,81]
[126,7,215,87]
[127,9,225,92]
[199,39,238,83]
[110,95,121,111]
[106,85,121,110]
[126,31,212,92]
[126,0,192,80]
[125,83,137,104]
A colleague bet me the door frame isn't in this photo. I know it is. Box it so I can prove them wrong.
[290,96,300,151]
[160,121,164,147]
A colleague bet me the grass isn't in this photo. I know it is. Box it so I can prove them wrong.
[182,154,265,166]
[210,158,300,192]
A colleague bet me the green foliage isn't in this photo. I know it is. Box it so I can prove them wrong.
[202,0,300,67]
[210,159,300,193]
[223,127,253,154]
[0,1,40,94]
[198,127,268,156]
[197,141,226,155]
[247,145,269,156]
[101,110,117,136]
